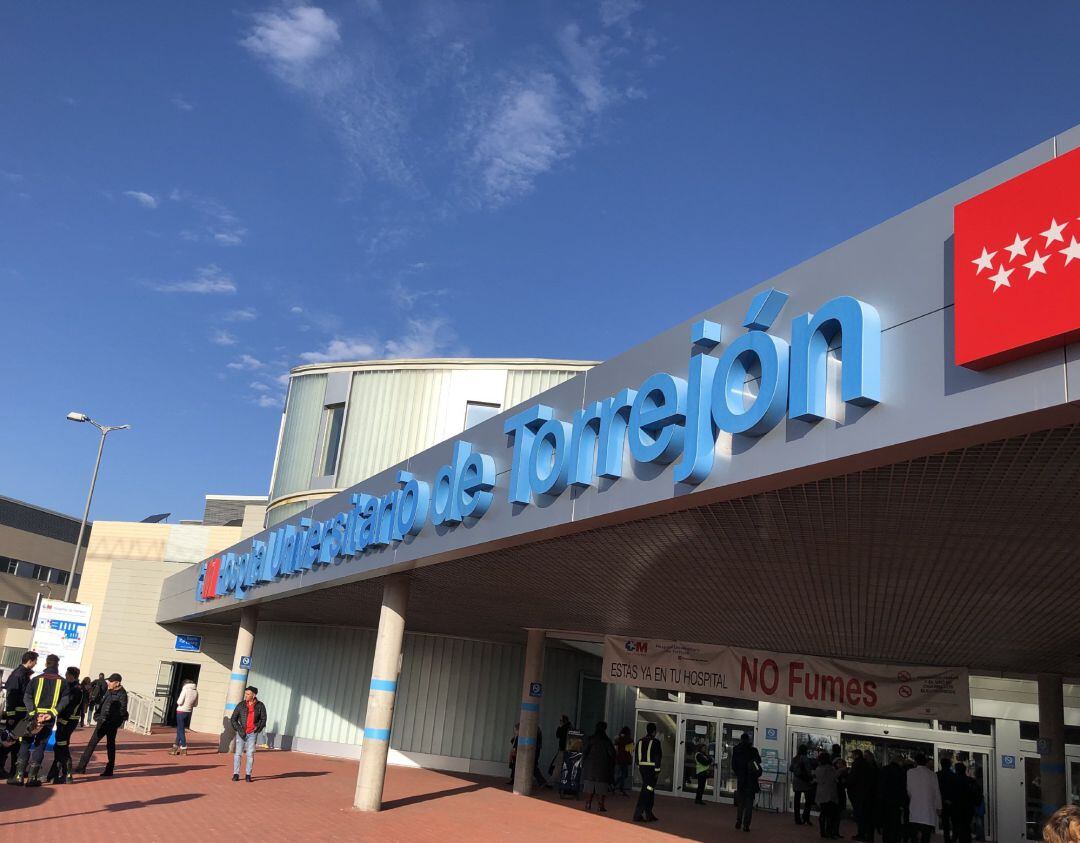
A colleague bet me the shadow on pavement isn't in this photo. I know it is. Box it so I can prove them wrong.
[381,782,489,811]
[0,793,204,827]
[251,770,330,781]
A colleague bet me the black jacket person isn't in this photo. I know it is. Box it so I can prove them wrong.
[47,667,84,784]
[75,673,128,777]
[0,651,37,776]
[7,654,67,786]
[633,723,663,822]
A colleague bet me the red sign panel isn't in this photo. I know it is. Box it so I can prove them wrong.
[954,145,1080,369]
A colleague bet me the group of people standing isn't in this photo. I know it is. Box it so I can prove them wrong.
[790,743,984,843]
[1,650,129,785]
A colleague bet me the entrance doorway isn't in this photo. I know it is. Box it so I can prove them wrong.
[678,716,719,800]
[155,661,200,727]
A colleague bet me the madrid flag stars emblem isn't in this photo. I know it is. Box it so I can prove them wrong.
[954,144,1080,369]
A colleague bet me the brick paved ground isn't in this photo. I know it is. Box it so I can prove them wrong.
[1,729,838,842]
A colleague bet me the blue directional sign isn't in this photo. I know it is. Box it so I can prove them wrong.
[174,634,202,653]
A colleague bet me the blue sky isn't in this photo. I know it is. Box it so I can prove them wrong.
[4,1,1080,523]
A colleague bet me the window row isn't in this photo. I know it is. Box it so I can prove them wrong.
[0,555,72,586]
[0,600,33,621]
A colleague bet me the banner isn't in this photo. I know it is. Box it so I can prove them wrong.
[30,598,93,677]
[603,636,970,721]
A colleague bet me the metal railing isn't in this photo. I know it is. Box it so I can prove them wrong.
[123,690,154,735]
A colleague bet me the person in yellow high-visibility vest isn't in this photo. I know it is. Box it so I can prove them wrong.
[6,654,68,787]
[692,738,716,805]
[633,722,663,823]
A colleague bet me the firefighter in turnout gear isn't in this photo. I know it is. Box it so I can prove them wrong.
[633,721,663,823]
[1,650,37,778]
[46,667,84,784]
[7,654,68,787]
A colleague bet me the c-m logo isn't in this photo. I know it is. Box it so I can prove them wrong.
[625,640,649,654]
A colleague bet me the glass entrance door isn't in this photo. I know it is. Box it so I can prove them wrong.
[678,717,719,801]
[937,746,993,842]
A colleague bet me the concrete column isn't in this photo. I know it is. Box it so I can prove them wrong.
[354,575,410,812]
[513,628,546,796]
[218,605,258,752]
[1038,673,1067,823]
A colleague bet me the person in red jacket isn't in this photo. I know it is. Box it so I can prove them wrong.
[229,686,266,782]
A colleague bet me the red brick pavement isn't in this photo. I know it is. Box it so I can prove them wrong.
[0,729,838,842]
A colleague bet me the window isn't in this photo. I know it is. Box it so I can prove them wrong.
[0,557,17,575]
[684,692,758,711]
[464,401,500,430]
[0,601,33,621]
[319,404,346,476]
[938,717,994,736]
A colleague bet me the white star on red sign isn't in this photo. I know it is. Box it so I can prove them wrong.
[971,247,996,275]
[1023,251,1050,278]
[1041,218,1068,246]
[1005,233,1031,262]
[1061,236,1080,267]
[988,264,1013,291]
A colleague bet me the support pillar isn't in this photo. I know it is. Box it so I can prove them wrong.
[1038,673,1067,824]
[354,574,410,812]
[513,628,546,796]
[218,605,259,752]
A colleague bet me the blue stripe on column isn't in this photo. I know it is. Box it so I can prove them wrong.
[230,672,248,681]
[517,737,535,746]
[520,702,539,712]
[370,679,397,692]
[364,728,391,741]
[225,702,237,711]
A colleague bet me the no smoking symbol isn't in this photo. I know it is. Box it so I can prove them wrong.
[898,685,912,698]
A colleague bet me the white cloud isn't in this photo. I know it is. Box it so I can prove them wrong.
[170,189,247,246]
[123,190,158,209]
[599,0,643,34]
[471,73,572,207]
[290,306,304,314]
[249,381,272,392]
[298,337,378,363]
[227,354,265,371]
[224,307,258,322]
[255,393,284,408]
[1,171,23,183]
[211,329,238,346]
[298,317,463,363]
[389,279,447,310]
[558,24,608,113]
[241,6,341,82]
[151,265,237,294]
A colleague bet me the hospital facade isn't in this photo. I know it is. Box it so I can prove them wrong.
[79,128,1080,840]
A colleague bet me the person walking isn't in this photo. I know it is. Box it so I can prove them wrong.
[632,722,662,823]
[79,677,94,726]
[693,737,716,805]
[906,753,942,843]
[581,721,615,812]
[88,673,106,725]
[7,654,67,787]
[229,686,266,782]
[847,748,879,842]
[508,723,518,785]
[950,763,977,843]
[815,749,840,839]
[74,673,128,777]
[546,714,572,787]
[791,743,817,826]
[877,755,909,843]
[47,666,84,784]
[170,678,199,755]
[938,756,958,842]
[613,726,633,795]
[1,651,37,778]
[732,732,763,832]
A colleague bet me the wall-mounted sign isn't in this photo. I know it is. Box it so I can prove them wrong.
[240,655,252,669]
[195,291,883,606]
[955,145,1080,369]
[174,634,202,653]
[1001,755,1016,769]
[602,636,971,721]
[529,682,543,698]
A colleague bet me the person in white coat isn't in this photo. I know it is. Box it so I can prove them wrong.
[906,753,942,843]
[170,679,199,756]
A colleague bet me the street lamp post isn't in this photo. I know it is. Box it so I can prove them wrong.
[65,412,130,602]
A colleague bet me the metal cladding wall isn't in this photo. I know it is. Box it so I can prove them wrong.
[269,373,327,502]
[502,369,587,411]
[249,622,600,766]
